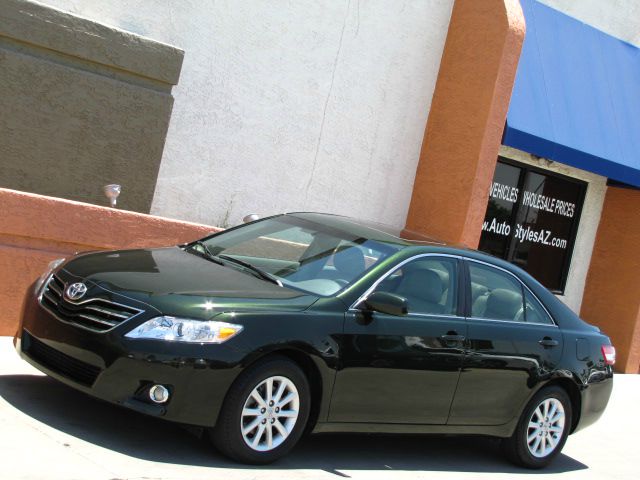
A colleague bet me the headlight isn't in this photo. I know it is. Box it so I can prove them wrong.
[35,257,66,292]
[125,316,243,343]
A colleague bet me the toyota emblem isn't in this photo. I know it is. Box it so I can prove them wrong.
[65,282,88,301]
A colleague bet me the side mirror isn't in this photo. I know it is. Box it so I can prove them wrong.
[362,291,408,316]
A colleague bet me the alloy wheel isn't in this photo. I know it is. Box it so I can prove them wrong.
[240,375,300,452]
[526,397,566,458]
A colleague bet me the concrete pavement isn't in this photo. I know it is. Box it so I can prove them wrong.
[0,336,637,480]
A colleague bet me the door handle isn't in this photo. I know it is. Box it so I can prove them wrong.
[538,337,559,348]
[440,334,465,342]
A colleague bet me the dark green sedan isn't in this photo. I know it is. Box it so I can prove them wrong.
[15,212,614,468]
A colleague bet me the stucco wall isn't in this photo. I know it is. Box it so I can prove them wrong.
[581,186,640,373]
[0,188,217,336]
[0,0,184,213]
[405,0,525,248]
[38,0,454,228]
[539,0,640,47]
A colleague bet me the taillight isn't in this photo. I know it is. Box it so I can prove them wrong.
[601,345,616,365]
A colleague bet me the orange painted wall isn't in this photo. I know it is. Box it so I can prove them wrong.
[405,0,525,248]
[580,187,640,373]
[0,188,218,336]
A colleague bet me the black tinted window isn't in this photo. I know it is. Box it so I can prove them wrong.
[479,158,586,293]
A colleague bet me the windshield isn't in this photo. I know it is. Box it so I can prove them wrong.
[190,215,401,296]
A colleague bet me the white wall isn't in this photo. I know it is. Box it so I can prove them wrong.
[540,0,640,46]
[500,146,607,314]
[40,0,454,228]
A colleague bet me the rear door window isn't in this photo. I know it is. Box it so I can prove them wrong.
[469,262,524,322]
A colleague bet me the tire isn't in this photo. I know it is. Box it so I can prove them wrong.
[502,385,572,469]
[210,356,311,464]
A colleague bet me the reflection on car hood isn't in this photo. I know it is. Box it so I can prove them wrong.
[61,247,318,318]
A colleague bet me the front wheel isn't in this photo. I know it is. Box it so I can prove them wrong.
[210,356,310,464]
[503,385,572,469]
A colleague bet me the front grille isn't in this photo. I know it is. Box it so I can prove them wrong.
[40,274,143,332]
[23,331,102,386]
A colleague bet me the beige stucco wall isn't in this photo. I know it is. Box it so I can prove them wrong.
[0,0,184,212]
[39,0,454,228]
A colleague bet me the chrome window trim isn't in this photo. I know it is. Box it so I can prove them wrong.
[466,316,558,328]
[466,258,557,327]
[348,253,463,313]
[398,312,466,320]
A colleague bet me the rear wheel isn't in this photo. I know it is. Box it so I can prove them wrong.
[211,356,310,464]
[503,386,572,469]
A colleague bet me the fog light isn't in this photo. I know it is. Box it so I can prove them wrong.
[149,384,170,404]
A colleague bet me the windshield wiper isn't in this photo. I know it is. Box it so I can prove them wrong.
[188,241,225,265]
[216,254,283,287]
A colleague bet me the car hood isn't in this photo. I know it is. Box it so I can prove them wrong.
[60,247,319,318]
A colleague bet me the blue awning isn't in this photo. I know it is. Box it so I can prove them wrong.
[504,0,640,187]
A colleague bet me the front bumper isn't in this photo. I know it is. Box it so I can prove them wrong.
[15,282,246,427]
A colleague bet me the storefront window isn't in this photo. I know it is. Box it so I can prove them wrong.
[478,158,586,293]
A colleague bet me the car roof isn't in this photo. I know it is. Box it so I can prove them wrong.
[285,212,451,247]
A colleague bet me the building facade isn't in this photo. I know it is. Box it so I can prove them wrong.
[1,0,638,372]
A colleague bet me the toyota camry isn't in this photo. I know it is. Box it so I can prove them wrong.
[14,212,614,467]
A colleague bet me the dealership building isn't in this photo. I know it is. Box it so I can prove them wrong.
[1,0,639,372]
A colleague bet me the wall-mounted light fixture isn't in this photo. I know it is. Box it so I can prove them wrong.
[103,184,121,208]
